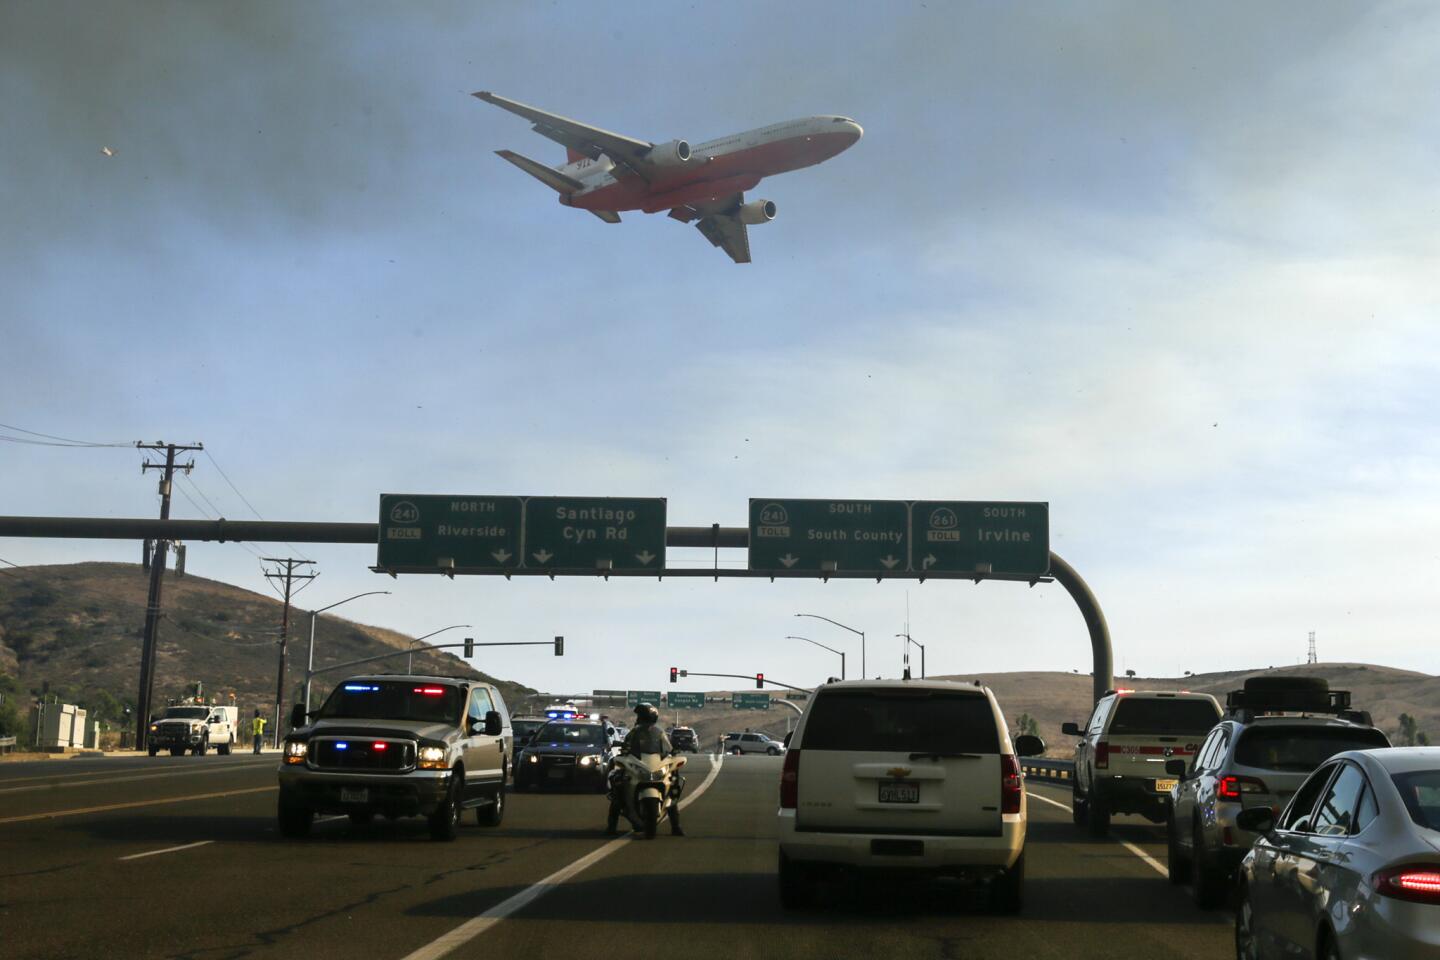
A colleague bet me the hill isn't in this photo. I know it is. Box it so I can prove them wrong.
[0,562,536,729]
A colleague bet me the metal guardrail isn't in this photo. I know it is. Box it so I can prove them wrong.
[1021,757,1075,784]
[0,735,17,754]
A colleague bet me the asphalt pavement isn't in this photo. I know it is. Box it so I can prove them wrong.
[0,754,1231,960]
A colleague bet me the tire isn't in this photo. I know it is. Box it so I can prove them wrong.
[1316,929,1341,960]
[1087,794,1110,837]
[217,743,231,756]
[476,788,505,827]
[1192,823,1225,908]
[730,748,743,756]
[170,747,185,757]
[148,745,158,757]
[347,810,374,826]
[778,852,815,909]
[1234,885,1260,960]
[1071,783,1088,826]
[990,851,1024,914]
[194,738,207,756]
[1167,815,1190,885]
[277,798,313,838]
[429,772,463,841]
[640,796,660,839]
[767,746,781,756]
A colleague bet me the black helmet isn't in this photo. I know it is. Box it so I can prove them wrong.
[634,702,659,725]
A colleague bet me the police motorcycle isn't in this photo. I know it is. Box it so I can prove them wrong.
[606,704,687,839]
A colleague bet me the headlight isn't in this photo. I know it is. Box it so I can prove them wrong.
[149,724,158,732]
[578,754,600,766]
[418,745,448,770]
[527,754,539,764]
[283,740,307,765]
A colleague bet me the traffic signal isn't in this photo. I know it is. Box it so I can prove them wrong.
[463,637,474,658]
[669,667,678,684]
[756,673,764,689]
[554,635,564,656]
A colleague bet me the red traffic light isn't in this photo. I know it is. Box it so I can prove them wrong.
[756,673,764,689]
[669,667,678,684]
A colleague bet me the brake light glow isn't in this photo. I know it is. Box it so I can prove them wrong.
[1374,865,1440,904]
[413,687,446,696]
[1114,688,1134,695]
[1001,754,1023,814]
[780,748,800,809]
[1218,775,1268,801]
[1096,740,1109,769]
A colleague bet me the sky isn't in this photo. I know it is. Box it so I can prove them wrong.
[3,1,1439,697]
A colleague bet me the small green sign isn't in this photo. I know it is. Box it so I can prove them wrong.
[912,501,1049,575]
[666,691,705,709]
[378,494,523,571]
[748,499,909,574]
[627,690,663,707]
[523,497,666,572]
[733,692,771,710]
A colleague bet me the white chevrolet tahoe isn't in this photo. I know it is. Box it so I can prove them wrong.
[777,679,1044,913]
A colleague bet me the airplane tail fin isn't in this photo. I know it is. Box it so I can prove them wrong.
[494,149,584,194]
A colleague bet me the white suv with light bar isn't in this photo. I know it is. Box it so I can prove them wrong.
[776,678,1044,913]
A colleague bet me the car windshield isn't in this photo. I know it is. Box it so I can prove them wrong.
[1108,698,1219,736]
[161,707,210,720]
[316,682,461,723]
[534,723,604,745]
[801,689,999,753]
[1391,770,1440,832]
[1234,726,1390,772]
[512,720,546,742]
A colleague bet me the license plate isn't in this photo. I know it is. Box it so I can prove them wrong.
[547,768,567,780]
[878,781,920,804]
[1155,778,1178,793]
[340,787,368,804]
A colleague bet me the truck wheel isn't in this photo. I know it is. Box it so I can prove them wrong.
[277,799,312,838]
[1086,795,1110,837]
[1167,815,1189,885]
[170,747,184,757]
[476,788,505,827]
[148,745,158,757]
[778,852,815,909]
[990,851,1024,914]
[1191,823,1225,908]
[640,797,660,839]
[217,743,231,756]
[429,772,462,841]
[195,738,207,756]
[1071,783,1088,826]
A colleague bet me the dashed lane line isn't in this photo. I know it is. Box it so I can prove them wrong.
[1027,788,1169,878]
[399,754,726,960]
[0,761,278,795]
[0,785,277,824]
[118,840,215,861]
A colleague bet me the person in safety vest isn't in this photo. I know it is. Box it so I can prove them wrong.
[608,702,685,836]
[252,709,267,754]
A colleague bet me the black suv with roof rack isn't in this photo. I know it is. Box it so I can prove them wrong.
[277,675,513,841]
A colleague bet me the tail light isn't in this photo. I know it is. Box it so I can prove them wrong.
[779,749,800,809]
[1095,741,1109,770]
[1373,865,1440,904]
[1001,754,1023,814]
[1217,775,1268,801]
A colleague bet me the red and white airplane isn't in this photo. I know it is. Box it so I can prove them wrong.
[473,91,863,263]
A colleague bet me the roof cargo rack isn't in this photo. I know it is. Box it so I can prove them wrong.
[1224,675,1361,722]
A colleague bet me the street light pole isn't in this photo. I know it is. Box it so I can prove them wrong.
[786,635,845,680]
[795,613,866,677]
[896,632,926,678]
[407,624,473,674]
[304,590,391,715]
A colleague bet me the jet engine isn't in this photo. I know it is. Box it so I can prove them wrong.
[737,199,777,224]
[647,139,692,166]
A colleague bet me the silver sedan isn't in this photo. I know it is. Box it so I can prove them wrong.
[1235,747,1440,959]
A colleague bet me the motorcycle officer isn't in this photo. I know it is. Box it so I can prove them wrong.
[607,702,685,836]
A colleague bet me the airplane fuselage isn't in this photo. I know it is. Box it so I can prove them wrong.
[557,116,862,214]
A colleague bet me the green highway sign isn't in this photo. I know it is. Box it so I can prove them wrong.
[523,497,666,572]
[627,690,662,707]
[749,499,909,574]
[378,494,523,571]
[913,501,1049,576]
[733,692,771,710]
[665,691,705,709]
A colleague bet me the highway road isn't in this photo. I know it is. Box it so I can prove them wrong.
[0,754,1230,959]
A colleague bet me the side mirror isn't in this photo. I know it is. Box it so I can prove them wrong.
[483,710,503,737]
[1236,806,1275,836]
[1061,722,1081,737]
[1014,734,1045,757]
[289,704,307,729]
[1164,759,1188,778]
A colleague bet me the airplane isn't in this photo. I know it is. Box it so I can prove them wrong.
[473,91,862,263]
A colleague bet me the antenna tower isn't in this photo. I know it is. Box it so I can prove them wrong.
[1306,630,1317,665]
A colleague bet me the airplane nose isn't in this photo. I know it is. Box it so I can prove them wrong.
[848,120,864,142]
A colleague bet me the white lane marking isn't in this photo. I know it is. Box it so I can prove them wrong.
[0,761,276,795]
[0,785,277,824]
[118,840,215,861]
[1027,788,1169,878]
[0,756,274,787]
[400,754,725,960]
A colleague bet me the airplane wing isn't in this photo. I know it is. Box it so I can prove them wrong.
[672,193,752,264]
[473,91,657,180]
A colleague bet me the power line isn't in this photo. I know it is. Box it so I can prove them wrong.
[0,422,133,447]
[203,449,312,562]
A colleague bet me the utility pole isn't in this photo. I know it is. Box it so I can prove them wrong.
[134,441,202,751]
[264,558,316,747]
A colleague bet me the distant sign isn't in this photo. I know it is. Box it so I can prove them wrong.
[377,494,523,571]
[523,497,666,572]
[666,691,705,709]
[733,692,771,710]
[784,691,810,700]
[912,501,1049,576]
[627,690,663,707]
[592,689,627,703]
[748,499,909,574]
